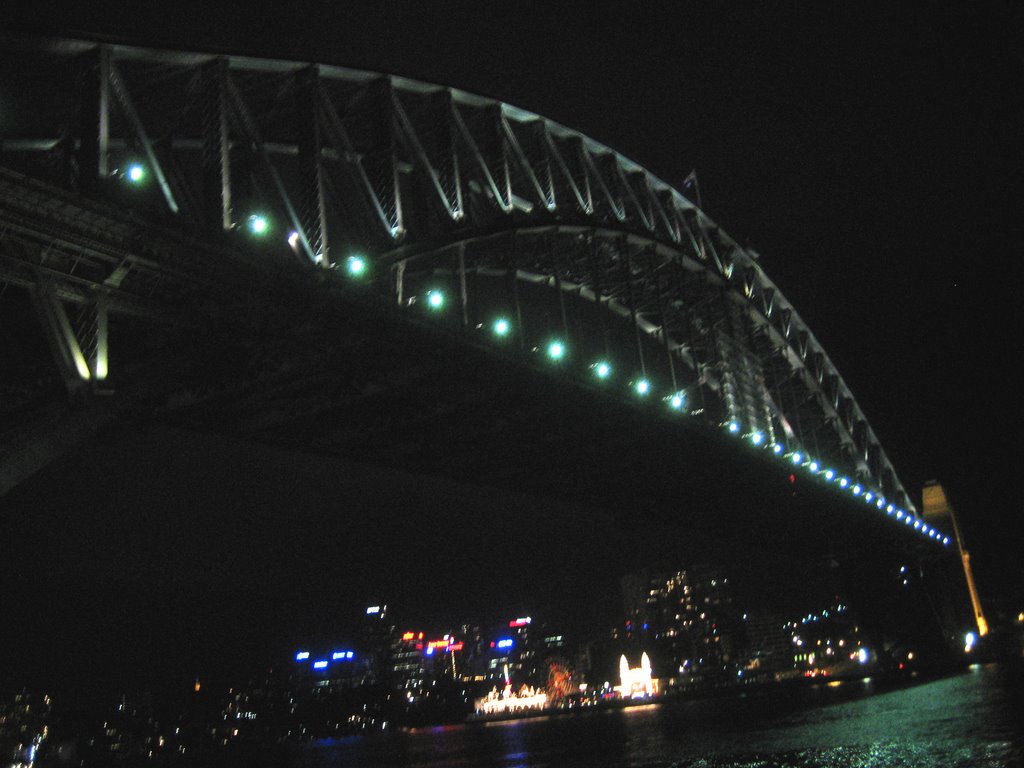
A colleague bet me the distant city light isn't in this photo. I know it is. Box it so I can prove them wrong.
[313,660,329,669]
[493,318,511,336]
[496,638,514,650]
[366,605,380,614]
[547,341,566,360]
[509,617,532,627]
[426,290,444,309]
[858,648,869,664]
[295,651,309,661]
[425,646,435,656]
[965,632,976,652]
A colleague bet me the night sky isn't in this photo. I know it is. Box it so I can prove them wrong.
[3,3,1022,697]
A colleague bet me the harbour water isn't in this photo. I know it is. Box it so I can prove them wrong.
[283,662,1022,768]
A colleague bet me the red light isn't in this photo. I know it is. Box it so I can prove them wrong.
[415,643,423,650]
[449,642,464,651]
[489,641,495,648]
[509,617,532,627]
[789,474,796,484]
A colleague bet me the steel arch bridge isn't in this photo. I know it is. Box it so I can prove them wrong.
[0,35,947,548]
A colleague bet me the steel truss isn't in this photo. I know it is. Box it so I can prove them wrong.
[0,35,916,513]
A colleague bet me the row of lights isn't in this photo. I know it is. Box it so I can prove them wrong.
[414,286,950,547]
[130,189,950,552]
[721,422,949,546]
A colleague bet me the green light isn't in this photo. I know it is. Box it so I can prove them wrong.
[347,256,367,276]
[669,392,685,410]
[547,341,566,360]
[427,290,444,309]
[493,318,511,336]
[593,361,612,379]
[247,214,270,236]
[127,163,145,183]
[635,379,651,396]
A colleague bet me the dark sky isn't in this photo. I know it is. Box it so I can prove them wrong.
[4,2,1023,692]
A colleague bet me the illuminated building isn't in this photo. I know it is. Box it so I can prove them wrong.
[617,652,658,698]
[621,565,742,683]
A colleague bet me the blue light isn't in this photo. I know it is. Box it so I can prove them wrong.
[773,443,784,455]
[547,341,566,360]
[751,431,764,445]
[425,646,434,656]
[943,537,950,545]
[896,510,904,520]
[669,392,685,410]
[839,477,849,488]
[852,484,862,496]
[864,491,873,502]
[496,638,514,649]
[427,290,444,309]
[332,651,354,661]
[876,499,885,509]
[809,461,819,472]
[728,421,740,434]
[295,651,310,661]
[824,469,835,480]
[791,452,803,465]
[913,520,921,530]
[593,361,612,379]
[493,318,511,336]
[313,660,329,669]
[887,504,895,513]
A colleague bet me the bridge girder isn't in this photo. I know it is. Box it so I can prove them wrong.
[0,34,922,519]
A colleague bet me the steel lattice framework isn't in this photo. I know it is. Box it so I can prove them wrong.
[0,36,947,543]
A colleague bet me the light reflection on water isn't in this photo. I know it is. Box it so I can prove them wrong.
[294,662,1023,768]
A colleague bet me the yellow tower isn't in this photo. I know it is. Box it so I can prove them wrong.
[922,481,988,636]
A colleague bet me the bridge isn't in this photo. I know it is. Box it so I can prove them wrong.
[0,35,952,571]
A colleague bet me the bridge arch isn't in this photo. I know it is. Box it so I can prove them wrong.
[0,35,946,543]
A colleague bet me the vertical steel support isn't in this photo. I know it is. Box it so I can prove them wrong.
[586,231,610,358]
[394,260,406,306]
[296,67,330,267]
[620,238,646,378]
[200,58,232,232]
[549,233,570,343]
[508,235,525,351]
[457,242,469,328]
[78,46,110,195]
[90,292,109,381]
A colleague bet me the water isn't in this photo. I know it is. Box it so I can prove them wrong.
[285,663,1023,768]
